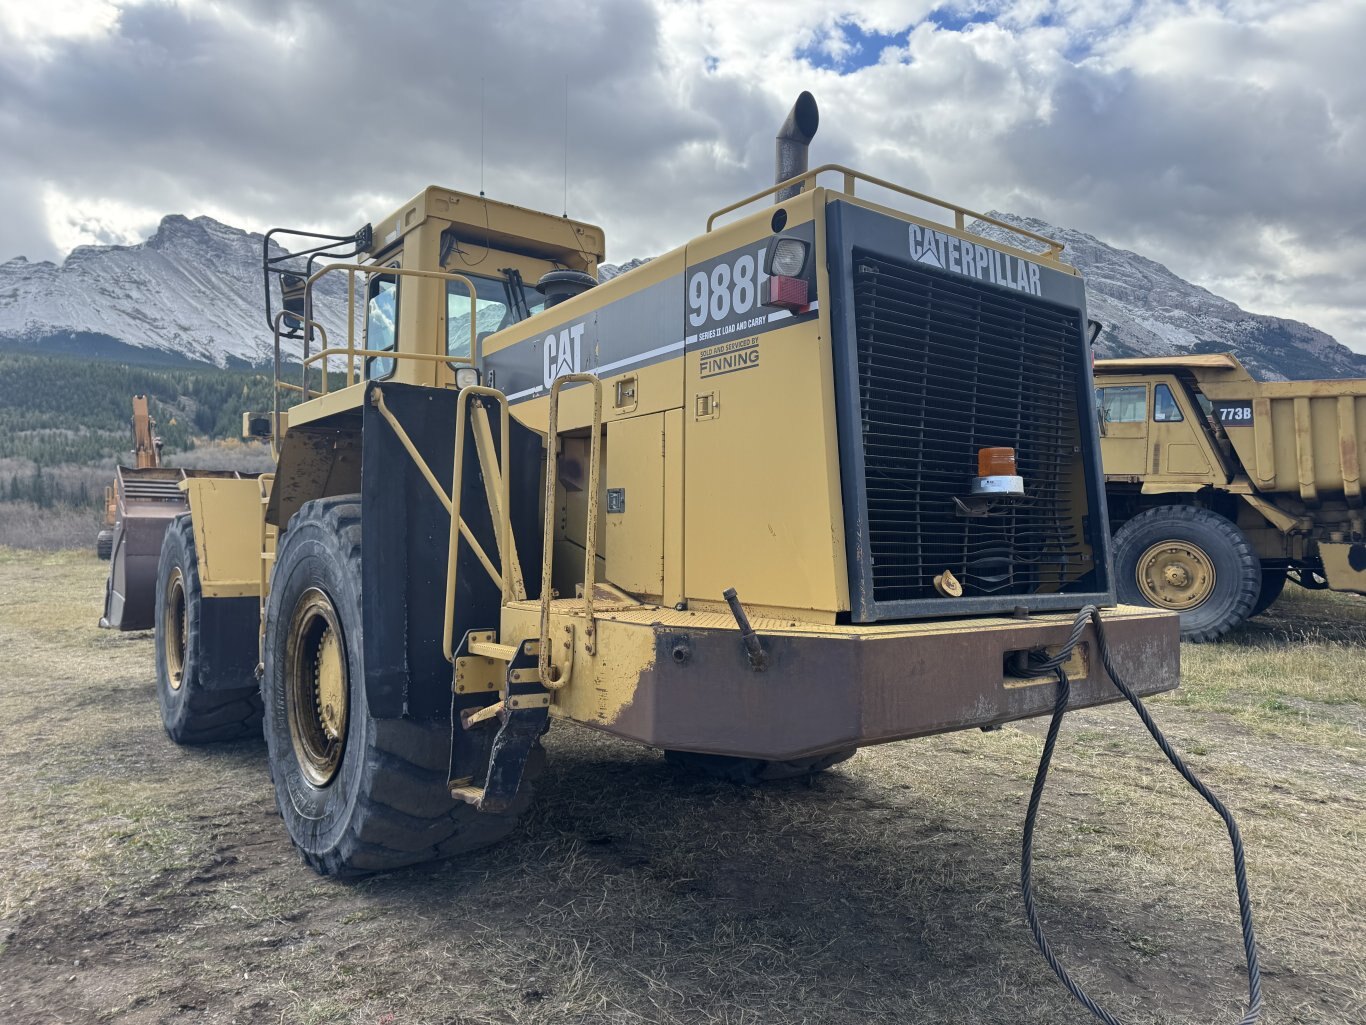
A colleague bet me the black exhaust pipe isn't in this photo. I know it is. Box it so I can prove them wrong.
[775,92,820,202]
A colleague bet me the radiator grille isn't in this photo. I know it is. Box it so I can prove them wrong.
[852,252,1087,604]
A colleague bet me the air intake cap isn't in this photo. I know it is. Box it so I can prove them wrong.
[536,270,597,309]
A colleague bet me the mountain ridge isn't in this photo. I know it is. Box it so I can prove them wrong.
[3,211,1362,381]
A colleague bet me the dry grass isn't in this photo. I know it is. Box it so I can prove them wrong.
[0,550,1362,1024]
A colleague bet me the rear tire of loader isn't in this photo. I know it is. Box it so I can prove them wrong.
[261,496,536,877]
[664,748,855,785]
[1113,506,1260,643]
[155,516,264,744]
[96,528,113,560]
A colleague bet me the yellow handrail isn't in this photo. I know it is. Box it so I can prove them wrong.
[443,386,514,664]
[706,163,1065,259]
[370,389,504,592]
[297,263,482,395]
[539,374,603,689]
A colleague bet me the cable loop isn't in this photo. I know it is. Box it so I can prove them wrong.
[1012,605,1263,1024]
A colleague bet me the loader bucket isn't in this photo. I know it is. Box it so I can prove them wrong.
[100,466,189,631]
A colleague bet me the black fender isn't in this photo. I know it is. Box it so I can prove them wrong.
[360,382,545,719]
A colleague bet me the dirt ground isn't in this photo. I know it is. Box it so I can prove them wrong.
[1,550,1363,1024]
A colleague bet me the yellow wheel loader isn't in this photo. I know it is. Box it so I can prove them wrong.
[99,394,258,632]
[150,94,1182,875]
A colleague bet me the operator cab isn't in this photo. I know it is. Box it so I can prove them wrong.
[263,187,606,428]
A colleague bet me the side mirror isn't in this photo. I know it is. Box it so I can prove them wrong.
[281,273,306,331]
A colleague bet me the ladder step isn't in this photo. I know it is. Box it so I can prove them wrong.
[468,640,519,662]
[449,784,484,806]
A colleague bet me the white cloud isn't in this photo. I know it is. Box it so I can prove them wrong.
[1,0,1362,351]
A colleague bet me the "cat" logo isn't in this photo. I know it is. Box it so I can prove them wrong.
[542,322,586,388]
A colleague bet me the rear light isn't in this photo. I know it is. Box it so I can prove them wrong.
[769,237,809,277]
[761,274,809,313]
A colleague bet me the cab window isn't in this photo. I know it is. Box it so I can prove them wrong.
[365,276,398,380]
[446,275,546,360]
[1096,385,1146,424]
[1153,383,1184,422]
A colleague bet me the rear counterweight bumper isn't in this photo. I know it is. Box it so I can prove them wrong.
[602,605,1179,761]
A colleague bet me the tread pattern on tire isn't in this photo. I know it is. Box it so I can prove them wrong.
[264,496,538,877]
[157,515,263,744]
[96,528,113,560]
[1112,505,1260,643]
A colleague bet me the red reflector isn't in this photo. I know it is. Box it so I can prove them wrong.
[764,275,809,312]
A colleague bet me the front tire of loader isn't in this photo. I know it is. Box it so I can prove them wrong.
[96,528,113,560]
[155,516,263,743]
[262,496,535,877]
[1113,506,1260,643]
[664,748,855,785]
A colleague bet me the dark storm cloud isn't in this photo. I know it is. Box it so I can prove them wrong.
[0,0,732,262]
[2,1,1363,348]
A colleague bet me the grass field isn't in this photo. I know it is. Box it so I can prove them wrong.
[1,550,1362,1024]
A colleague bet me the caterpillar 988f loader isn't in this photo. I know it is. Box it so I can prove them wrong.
[152,93,1180,875]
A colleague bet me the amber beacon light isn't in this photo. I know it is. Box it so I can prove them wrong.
[972,446,1024,496]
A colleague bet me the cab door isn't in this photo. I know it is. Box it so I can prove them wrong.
[1096,382,1150,478]
[1151,379,1222,479]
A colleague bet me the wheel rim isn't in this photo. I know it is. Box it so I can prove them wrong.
[1136,540,1216,611]
[163,567,187,691]
[285,588,349,787]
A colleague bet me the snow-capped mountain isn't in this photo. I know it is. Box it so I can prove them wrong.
[0,215,350,368]
[970,213,1365,381]
[1,211,1360,380]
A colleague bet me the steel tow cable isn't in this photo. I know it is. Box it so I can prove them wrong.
[1011,605,1263,1024]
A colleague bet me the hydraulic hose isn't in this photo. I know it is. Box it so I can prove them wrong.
[1011,605,1263,1025]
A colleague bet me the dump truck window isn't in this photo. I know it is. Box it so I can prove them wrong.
[1153,383,1183,422]
[1096,385,1146,423]
[446,276,545,359]
[365,277,398,380]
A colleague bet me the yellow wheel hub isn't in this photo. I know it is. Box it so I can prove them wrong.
[285,589,349,787]
[1137,540,1215,611]
[163,567,187,691]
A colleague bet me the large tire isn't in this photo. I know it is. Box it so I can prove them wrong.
[1113,506,1260,643]
[155,516,263,743]
[1250,567,1287,618]
[96,528,113,560]
[262,496,534,877]
[664,748,855,785]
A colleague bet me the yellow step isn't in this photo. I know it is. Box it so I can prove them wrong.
[468,640,519,662]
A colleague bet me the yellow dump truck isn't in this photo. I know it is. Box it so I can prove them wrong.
[149,94,1179,876]
[1095,353,1366,639]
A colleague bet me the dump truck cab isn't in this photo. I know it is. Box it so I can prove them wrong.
[152,94,1181,878]
[1096,353,1366,639]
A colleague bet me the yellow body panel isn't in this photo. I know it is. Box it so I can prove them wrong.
[182,477,267,598]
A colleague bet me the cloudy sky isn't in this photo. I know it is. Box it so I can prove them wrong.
[2,0,1363,350]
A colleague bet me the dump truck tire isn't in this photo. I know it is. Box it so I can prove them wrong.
[1113,506,1260,642]
[664,748,855,784]
[1250,568,1287,618]
[261,496,536,877]
[96,529,113,560]
[155,516,264,744]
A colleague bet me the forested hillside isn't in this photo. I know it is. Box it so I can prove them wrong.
[0,353,296,542]
[0,352,321,465]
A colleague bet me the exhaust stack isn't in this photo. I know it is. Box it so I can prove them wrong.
[775,92,820,202]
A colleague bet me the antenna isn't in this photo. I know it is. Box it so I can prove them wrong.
[479,77,486,198]
[563,73,569,218]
